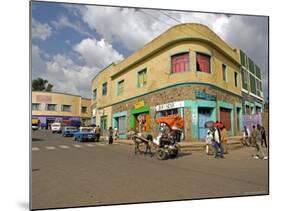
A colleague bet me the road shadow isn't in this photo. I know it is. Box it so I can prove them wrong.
[32,138,44,142]
[172,152,192,159]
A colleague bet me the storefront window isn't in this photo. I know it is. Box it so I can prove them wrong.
[196,53,211,73]
[171,53,189,73]
[61,105,72,112]
[234,72,239,87]
[32,103,40,111]
[81,106,87,113]
[117,80,124,96]
[222,64,227,81]
[45,104,56,111]
[137,69,147,88]
[102,82,107,96]
[135,113,150,132]
[92,89,97,100]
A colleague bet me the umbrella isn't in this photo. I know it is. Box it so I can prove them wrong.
[204,121,215,128]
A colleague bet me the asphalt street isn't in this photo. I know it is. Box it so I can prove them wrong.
[31,130,268,210]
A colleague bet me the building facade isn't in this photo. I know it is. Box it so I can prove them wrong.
[237,49,264,114]
[32,91,92,128]
[91,23,257,141]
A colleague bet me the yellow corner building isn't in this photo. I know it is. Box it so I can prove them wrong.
[91,23,264,141]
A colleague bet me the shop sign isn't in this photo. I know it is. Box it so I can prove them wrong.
[134,100,145,109]
[36,95,52,103]
[195,91,216,101]
[155,101,184,111]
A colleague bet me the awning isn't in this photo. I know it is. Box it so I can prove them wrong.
[155,114,184,129]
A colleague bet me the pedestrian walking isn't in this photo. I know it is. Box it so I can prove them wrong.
[251,125,267,160]
[213,125,224,158]
[95,125,101,142]
[242,125,250,146]
[261,126,268,148]
[108,126,114,144]
[205,129,214,155]
[221,125,228,154]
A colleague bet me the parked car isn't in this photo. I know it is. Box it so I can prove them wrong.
[73,127,96,142]
[62,126,79,137]
[51,122,63,133]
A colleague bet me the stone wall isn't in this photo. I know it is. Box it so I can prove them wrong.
[112,83,242,141]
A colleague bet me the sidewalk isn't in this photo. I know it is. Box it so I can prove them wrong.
[112,136,245,152]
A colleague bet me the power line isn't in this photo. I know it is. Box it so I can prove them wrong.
[139,10,172,27]
[159,11,182,24]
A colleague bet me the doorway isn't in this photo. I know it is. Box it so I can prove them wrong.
[100,116,107,135]
[198,107,212,140]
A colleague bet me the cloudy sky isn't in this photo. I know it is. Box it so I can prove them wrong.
[31,2,268,100]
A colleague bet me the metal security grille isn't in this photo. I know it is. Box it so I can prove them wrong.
[118,116,126,135]
[198,108,212,140]
[220,108,231,131]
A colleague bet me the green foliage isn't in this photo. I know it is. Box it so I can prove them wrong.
[32,77,53,91]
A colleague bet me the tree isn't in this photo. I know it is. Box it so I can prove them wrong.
[32,77,53,91]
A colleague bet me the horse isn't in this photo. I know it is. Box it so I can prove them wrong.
[127,130,153,157]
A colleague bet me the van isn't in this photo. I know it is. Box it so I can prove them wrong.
[51,122,63,133]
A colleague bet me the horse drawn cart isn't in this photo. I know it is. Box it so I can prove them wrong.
[128,115,184,160]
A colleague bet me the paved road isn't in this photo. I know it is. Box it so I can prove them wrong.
[31,130,268,210]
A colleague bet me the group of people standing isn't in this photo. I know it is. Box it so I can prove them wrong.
[242,124,268,160]
[94,125,119,145]
[205,121,228,158]
[205,122,268,160]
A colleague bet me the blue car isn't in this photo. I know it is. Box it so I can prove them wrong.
[73,127,96,142]
[62,126,79,137]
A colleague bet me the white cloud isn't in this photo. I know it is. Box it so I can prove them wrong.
[73,38,124,68]
[32,6,268,99]
[78,7,234,52]
[51,15,93,38]
[80,7,168,51]
[45,54,95,97]
[32,45,47,78]
[77,6,267,98]
[32,38,124,98]
[32,18,52,41]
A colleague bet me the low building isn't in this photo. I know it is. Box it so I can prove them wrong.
[91,23,262,141]
[32,91,91,128]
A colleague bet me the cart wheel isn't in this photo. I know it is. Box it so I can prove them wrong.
[156,148,167,160]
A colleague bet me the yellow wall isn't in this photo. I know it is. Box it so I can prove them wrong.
[91,23,242,119]
[81,98,92,118]
[32,91,91,119]
[91,64,115,108]
[111,42,241,105]
[95,106,112,128]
